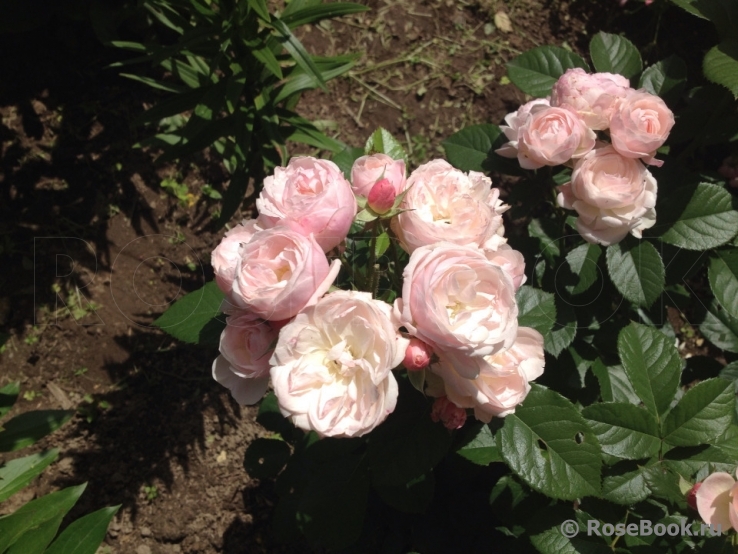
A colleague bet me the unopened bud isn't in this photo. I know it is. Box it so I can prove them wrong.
[431,396,467,430]
[403,338,433,371]
[687,482,701,511]
[367,178,396,214]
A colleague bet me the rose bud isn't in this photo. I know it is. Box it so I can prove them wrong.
[687,482,702,511]
[367,178,397,214]
[431,397,467,430]
[403,338,433,371]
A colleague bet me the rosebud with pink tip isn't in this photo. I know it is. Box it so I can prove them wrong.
[403,338,433,371]
[687,482,701,511]
[367,178,397,214]
[431,397,467,430]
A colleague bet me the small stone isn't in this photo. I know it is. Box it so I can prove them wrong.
[136,546,152,554]
[140,527,152,537]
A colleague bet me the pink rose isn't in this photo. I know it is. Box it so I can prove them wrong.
[351,153,406,198]
[403,338,433,371]
[367,178,397,214]
[394,243,519,378]
[496,98,552,161]
[430,327,545,421]
[270,291,409,438]
[609,90,674,166]
[551,68,632,130]
[695,470,738,533]
[687,482,702,511]
[211,219,262,294]
[256,157,357,252]
[226,226,341,321]
[558,144,657,246]
[486,244,527,291]
[391,159,508,254]
[431,397,467,430]
[212,311,279,405]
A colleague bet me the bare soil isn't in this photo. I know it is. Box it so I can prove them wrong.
[0,1,719,553]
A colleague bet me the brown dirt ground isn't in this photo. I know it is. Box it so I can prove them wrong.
[0,1,720,553]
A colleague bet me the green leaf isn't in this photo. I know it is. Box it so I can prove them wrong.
[545,298,577,358]
[529,508,612,554]
[215,167,251,230]
[279,3,369,28]
[442,124,503,173]
[601,468,650,505]
[499,384,602,500]
[700,299,738,353]
[516,286,556,337]
[617,323,681,418]
[582,403,660,460]
[375,232,390,258]
[507,46,589,98]
[0,484,85,552]
[704,40,738,97]
[656,182,738,250]
[374,471,434,514]
[276,57,356,103]
[642,464,686,505]
[639,56,688,104]
[662,378,734,447]
[7,514,63,554]
[0,449,59,502]
[592,362,640,405]
[252,45,283,79]
[528,218,561,264]
[153,281,225,346]
[244,438,291,479]
[606,239,665,307]
[256,392,294,438]
[332,146,364,180]
[271,19,326,91]
[0,382,19,418]
[364,128,408,166]
[119,73,187,93]
[668,0,709,18]
[0,410,73,452]
[565,243,602,296]
[589,32,643,79]
[246,0,270,21]
[455,423,501,465]
[668,0,738,40]
[709,249,738,320]
[44,505,121,554]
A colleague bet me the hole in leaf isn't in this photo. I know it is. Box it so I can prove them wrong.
[537,439,548,451]
[575,432,584,444]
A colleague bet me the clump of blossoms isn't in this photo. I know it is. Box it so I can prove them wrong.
[497,68,674,246]
[209,149,544,437]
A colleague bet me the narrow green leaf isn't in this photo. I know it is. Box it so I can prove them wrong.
[709,249,738,320]
[589,32,643,79]
[656,182,738,250]
[246,0,270,21]
[153,281,225,345]
[44,505,121,554]
[662,378,734,447]
[276,58,356,103]
[606,239,665,307]
[364,128,408,166]
[582,402,660,460]
[119,73,186,93]
[280,3,369,28]
[499,384,602,500]
[0,382,19,418]
[516,286,556,337]
[0,449,59,502]
[507,46,589,98]
[252,45,283,79]
[617,322,681,417]
[704,40,738,97]
[0,484,85,552]
[7,515,64,554]
[133,86,208,126]
[700,299,738,353]
[639,56,688,103]
[215,168,251,230]
[0,410,73,452]
[271,19,327,91]
[441,124,504,173]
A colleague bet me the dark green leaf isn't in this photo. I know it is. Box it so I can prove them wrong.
[373,471,434,514]
[215,168,250,230]
[704,40,738,98]
[280,3,369,28]
[271,19,327,91]
[275,57,356,103]
[709,249,738,320]
[332,146,364,180]
[507,46,589,98]
[7,514,63,554]
[544,298,577,358]
[606,239,665,307]
[642,464,686,506]
[0,410,73,452]
[455,423,501,465]
[592,361,640,405]
[499,384,602,500]
[617,323,681,417]
[153,281,225,345]
[44,505,121,554]
[364,128,408,166]
[244,438,291,479]
[516,286,556,337]
[602,468,650,505]
[656,182,738,250]
[528,218,562,264]
[0,382,19,418]
[639,56,688,104]
[662,378,734,447]
[247,0,270,21]
[582,403,660,460]
[699,299,738,353]
[442,124,503,173]
[564,243,602,296]
[0,449,59,502]
[0,484,85,552]
[589,32,643,79]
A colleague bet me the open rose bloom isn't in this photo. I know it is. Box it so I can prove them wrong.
[695,470,738,533]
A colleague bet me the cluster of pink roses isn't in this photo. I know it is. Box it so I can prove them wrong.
[497,68,675,246]
[209,149,545,438]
